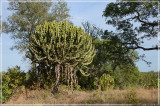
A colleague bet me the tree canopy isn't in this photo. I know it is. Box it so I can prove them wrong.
[28,21,96,93]
[3,0,70,53]
[82,21,139,73]
[103,2,159,51]
[28,21,95,68]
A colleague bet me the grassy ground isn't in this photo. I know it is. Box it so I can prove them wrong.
[5,85,158,105]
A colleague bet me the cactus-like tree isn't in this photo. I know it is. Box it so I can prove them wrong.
[28,21,96,94]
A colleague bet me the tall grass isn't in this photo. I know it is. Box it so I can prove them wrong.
[5,85,158,104]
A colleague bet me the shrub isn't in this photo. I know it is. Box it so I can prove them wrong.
[2,66,26,103]
[113,65,141,89]
[77,70,95,90]
[100,73,114,90]
[26,66,55,89]
[94,73,114,91]
[139,71,158,89]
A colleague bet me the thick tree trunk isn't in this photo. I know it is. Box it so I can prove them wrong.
[32,62,37,76]
[67,65,70,89]
[37,64,40,87]
[52,64,61,94]
[73,70,78,89]
[64,65,78,90]
[40,62,46,88]
[65,65,67,83]
[71,67,73,91]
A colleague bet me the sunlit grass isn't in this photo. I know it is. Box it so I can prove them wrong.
[5,85,158,104]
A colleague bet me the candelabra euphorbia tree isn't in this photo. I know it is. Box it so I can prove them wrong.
[28,21,96,94]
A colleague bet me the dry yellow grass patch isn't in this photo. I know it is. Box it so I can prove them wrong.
[5,86,158,105]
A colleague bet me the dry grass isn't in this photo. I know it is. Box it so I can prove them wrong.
[5,85,158,105]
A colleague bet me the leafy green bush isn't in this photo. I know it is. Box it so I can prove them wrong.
[26,66,55,89]
[94,73,114,91]
[100,73,114,90]
[113,65,141,89]
[2,66,26,103]
[76,70,95,90]
[139,71,158,89]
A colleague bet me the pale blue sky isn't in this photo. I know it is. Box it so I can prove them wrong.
[1,1,159,72]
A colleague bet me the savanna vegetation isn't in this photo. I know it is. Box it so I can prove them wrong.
[0,0,159,105]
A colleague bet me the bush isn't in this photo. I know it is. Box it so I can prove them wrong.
[139,71,158,89]
[26,66,55,89]
[113,65,141,89]
[2,66,26,103]
[100,73,114,90]
[94,73,114,91]
[77,70,95,90]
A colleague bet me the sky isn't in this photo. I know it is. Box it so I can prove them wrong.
[0,0,159,72]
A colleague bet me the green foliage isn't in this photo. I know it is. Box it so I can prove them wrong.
[78,73,95,90]
[82,21,104,38]
[78,22,140,90]
[25,67,39,89]
[93,77,99,89]
[3,0,71,53]
[27,20,95,93]
[2,66,26,103]
[25,66,55,89]
[139,71,158,88]
[28,20,95,77]
[76,85,81,91]
[3,1,52,52]
[51,0,70,22]
[28,21,95,68]
[113,65,141,89]
[99,74,114,90]
[103,2,159,50]
[91,37,139,76]
[3,0,71,91]
[82,22,139,73]
[94,74,114,91]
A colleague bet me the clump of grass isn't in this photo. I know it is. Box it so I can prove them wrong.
[125,88,139,104]
[85,98,104,104]
[54,93,62,99]
[41,91,49,100]
[92,92,97,97]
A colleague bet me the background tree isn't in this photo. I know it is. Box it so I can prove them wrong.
[103,2,159,51]
[3,1,52,52]
[139,71,158,88]
[2,66,26,103]
[3,0,71,87]
[3,0,70,58]
[80,21,140,90]
[82,21,139,71]
[82,21,104,39]
[50,0,70,22]
[113,65,141,89]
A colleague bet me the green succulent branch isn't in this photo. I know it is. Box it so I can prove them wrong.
[27,21,96,93]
